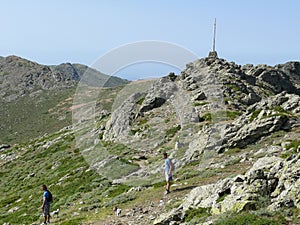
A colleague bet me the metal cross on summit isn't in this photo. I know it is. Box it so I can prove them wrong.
[208,18,218,58]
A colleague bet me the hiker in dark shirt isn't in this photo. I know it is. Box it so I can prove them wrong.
[41,184,51,224]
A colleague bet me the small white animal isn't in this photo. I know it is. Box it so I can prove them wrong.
[52,208,60,217]
[116,208,121,217]
[113,207,121,217]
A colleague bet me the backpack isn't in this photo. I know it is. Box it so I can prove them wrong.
[46,190,53,203]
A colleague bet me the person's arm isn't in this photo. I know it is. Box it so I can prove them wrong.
[168,160,172,175]
[41,194,46,210]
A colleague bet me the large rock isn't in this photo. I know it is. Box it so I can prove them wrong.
[268,154,300,210]
[155,154,300,224]
[104,92,142,141]
[218,92,300,152]
[276,61,300,90]
[139,77,178,113]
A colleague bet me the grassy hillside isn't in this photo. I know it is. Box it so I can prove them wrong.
[0,88,75,144]
[1,123,299,224]
[0,84,127,145]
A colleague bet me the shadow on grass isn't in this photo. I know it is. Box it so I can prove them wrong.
[172,185,198,192]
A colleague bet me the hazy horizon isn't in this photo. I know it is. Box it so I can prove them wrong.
[1,0,300,80]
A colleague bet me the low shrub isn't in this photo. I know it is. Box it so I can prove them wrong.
[214,212,286,225]
[184,207,211,223]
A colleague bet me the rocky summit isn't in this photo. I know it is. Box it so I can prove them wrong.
[0,56,300,224]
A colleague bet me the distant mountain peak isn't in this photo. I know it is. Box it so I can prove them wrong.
[0,55,129,102]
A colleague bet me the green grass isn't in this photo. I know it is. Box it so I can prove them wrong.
[226,83,240,92]
[0,131,113,224]
[0,84,125,145]
[250,109,262,122]
[226,111,242,119]
[153,181,167,188]
[200,111,241,123]
[136,96,145,105]
[165,125,181,138]
[224,147,242,155]
[0,71,10,76]
[106,184,131,198]
[193,101,209,107]
[201,113,212,122]
[214,211,286,225]
[184,207,211,223]
[59,218,86,225]
[280,139,300,159]
[224,158,240,166]
[0,88,75,144]
[285,139,300,150]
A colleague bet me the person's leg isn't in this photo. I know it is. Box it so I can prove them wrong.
[43,207,47,224]
[44,204,50,223]
[166,181,170,192]
[165,173,170,193]
[43,215,47,224]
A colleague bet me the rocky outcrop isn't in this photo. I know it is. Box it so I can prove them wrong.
[217,92,300,152]
[102,57,300,164]
[178,58,299,111]
[104,93,142,141]
[139,77,178,113]
[275,61,300,89]
[154,154,300,224]
[181,92,300,162]
[0,56,76,101]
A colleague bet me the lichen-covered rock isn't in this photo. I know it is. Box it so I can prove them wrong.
[155,154,300,224]
[217,92,300,152]
[268,154,300,211]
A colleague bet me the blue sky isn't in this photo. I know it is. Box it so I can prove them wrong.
[1,0,299,79]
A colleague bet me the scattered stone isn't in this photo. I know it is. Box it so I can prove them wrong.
[28,173,35,177]
[8,206,19,213]
[72,212,80,216]
[0,144,10,151]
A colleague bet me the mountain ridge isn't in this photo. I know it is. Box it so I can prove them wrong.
[0,55,129,102]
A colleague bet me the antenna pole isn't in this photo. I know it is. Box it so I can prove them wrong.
[208,18,218,58]
[213,18,216,52]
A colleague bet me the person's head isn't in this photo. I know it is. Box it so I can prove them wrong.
[163,152,168,159]
[41,184,47,191]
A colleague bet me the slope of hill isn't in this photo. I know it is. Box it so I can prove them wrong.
[0,55,128,144]
[1,56,300,225]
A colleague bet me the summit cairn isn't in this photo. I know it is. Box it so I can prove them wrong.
[208,18,218,58]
